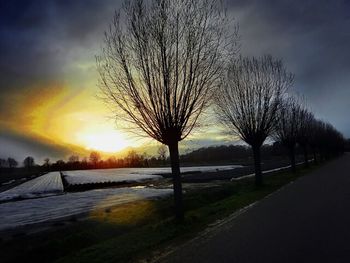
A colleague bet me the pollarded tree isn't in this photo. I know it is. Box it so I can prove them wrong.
[97,0,236,221]
[274,97,302,173]
[320,122,345,159]
[214,55,293,186]
[307,116,319,163]
[296,107,314,167]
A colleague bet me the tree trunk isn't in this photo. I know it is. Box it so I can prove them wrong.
[312,147,317,164]
[168,141,184,222]
[319,149,324,162]
[289,146,296,173]
[303,145,309,167]
[252,145,263,186]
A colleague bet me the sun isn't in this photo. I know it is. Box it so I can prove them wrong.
[77,129,130,153]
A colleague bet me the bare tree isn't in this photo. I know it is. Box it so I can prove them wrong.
[313,120,344,161]
[0,158,7,169]
[274,97,302,172]
[296,108,314,167]
[97,0,235,221]
[214,55,293,186]
[126,150,142,167]
[43,158,50,171]
[23,156,35,168]
[44,158,50,166]
[7,157,18,169]
[68,155,80,163]
[89,151,101,168]
[308,118,323,163]
[157,145,167,164]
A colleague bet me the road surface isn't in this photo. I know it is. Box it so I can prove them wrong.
[159,153,350,263]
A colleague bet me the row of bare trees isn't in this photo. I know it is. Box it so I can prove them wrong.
[97,0,346,221]
[0,158,19,169]
[0,157,35,169]
[274,98,345,173]
[215,55,345,184]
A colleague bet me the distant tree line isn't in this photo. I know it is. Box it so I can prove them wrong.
[0,156,35,169]
[0,148,169,176]
[180,143,292,165]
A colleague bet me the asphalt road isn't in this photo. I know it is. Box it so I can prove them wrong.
[159,153,350,263]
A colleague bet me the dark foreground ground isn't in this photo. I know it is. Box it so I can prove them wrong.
[159,153,350,263]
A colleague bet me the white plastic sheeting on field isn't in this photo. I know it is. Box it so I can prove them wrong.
[0,172,64,201]
[62,169,162,185]
[0,187,172,231]
[62,165,241,185]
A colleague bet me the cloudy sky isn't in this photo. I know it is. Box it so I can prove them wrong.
[0,0,349,163]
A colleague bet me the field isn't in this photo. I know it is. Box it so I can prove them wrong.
[0,172,63,202]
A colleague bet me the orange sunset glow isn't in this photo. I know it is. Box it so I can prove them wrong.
[1,81,141,156]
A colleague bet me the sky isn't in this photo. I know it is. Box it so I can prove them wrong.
[0,0,349,163]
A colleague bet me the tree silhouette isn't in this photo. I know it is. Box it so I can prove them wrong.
[68,155,79,163]
[296,108,314,167]
[126,150,142,167]
[0,158,7,168]
[42,158,50,171]
[23,156,35,168]
[7,157,18,169]
[97,0,235,221]
[89,151,101,168]
[157,145,167,164]
[274,97,303,172]
[215,55,292,186]
[44,158,50,166]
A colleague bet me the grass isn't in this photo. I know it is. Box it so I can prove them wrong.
[0,163,321,263]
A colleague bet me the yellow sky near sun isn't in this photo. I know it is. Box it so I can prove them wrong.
[3,81,142,154]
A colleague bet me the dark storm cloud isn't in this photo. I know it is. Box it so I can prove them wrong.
[0,0,118,89]
[227,0,350,136]
[0,0,121,101]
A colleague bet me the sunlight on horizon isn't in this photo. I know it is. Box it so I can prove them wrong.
[77,128,134,153]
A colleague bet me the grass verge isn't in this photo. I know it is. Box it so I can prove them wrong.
[0,163,321,263]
